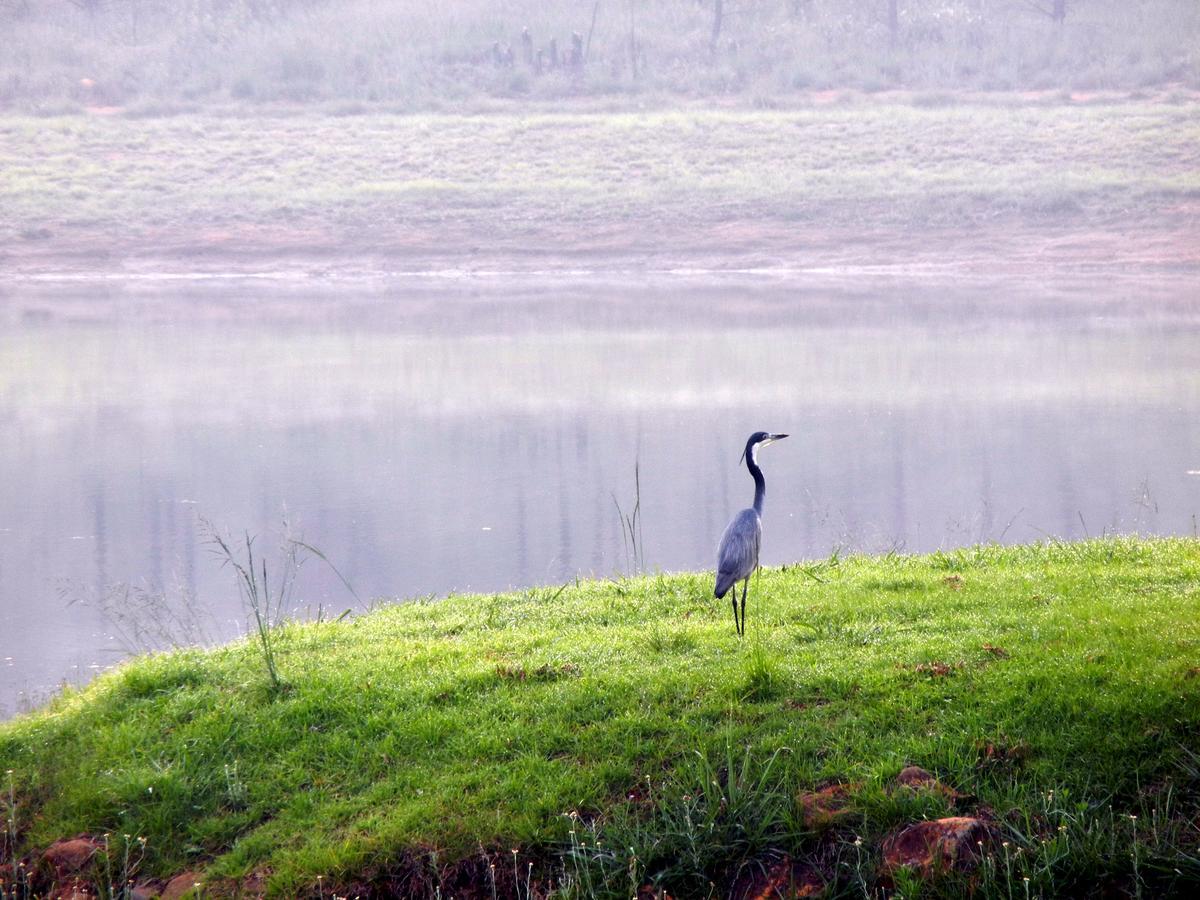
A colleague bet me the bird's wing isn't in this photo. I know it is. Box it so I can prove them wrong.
[715,509,761,597]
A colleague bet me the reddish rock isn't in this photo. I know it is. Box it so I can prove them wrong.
[161,871,203,900]
[734,856,825,898]
[894,766,961,800]
[882,816,993,878]
[43,837,100,873]
[896,765,936,787]
[130,882,164,900]
[797,783,856,829]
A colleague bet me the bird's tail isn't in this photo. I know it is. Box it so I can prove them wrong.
[714,572,737,599]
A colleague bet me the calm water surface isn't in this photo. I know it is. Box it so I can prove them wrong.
[2,275,1198,716]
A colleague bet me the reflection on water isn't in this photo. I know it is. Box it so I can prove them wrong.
[1,276,1198,716]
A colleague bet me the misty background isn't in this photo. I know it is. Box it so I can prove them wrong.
[2,0,1197,114]
[1,1,1198,717]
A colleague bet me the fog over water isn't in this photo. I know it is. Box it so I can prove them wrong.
[1,275,1198,717]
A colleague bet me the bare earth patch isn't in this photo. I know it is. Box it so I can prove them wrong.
[2,213,1197,283]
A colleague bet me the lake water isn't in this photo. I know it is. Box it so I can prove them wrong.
[2,273,1198,717]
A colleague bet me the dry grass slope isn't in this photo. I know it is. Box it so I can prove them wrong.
[1,100,1197,273]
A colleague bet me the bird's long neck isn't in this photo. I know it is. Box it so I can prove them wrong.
[747,445,766,515]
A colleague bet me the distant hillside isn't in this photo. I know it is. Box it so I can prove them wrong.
[2,0,1198,113]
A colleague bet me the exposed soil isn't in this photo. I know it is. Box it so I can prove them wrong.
[2,209,1196,284]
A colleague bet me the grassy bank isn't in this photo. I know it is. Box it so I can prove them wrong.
[2,538,1199,897]
[2,99,1198,274]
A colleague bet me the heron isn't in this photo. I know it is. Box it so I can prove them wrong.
[715,431,788,637]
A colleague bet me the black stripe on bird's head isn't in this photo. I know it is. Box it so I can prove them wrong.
[739,431,789,465]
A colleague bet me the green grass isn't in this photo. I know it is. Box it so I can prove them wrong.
[1,102,1197,257]
[3,537,1200,897]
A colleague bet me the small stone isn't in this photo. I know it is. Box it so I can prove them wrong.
[798,783,856,829]
[161,871,203,900]
[43,837,100,873]
[882,816,993,878]
[734,856,825,899]
[894,765,961,799]
[895,765,937,788]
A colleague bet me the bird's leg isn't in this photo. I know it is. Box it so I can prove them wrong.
[734,573,744,638]
[734,580,744,638]
[731,593,739,636]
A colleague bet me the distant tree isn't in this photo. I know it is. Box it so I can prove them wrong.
[627,0,639,79]
[788,0,814,23]
[1021,0,1070,24]
[708,0,781,57]
[521,26,534,66]
[710,0,724,55]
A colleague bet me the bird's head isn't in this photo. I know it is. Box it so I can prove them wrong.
[739,431,788,465]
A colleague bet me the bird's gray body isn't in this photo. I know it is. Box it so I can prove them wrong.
[714,508,761,600]
[714,431,787,636]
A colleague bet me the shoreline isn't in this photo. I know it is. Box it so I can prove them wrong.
[4,216,1198,284]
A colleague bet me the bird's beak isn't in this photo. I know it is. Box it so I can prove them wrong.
[764,433,789,446]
